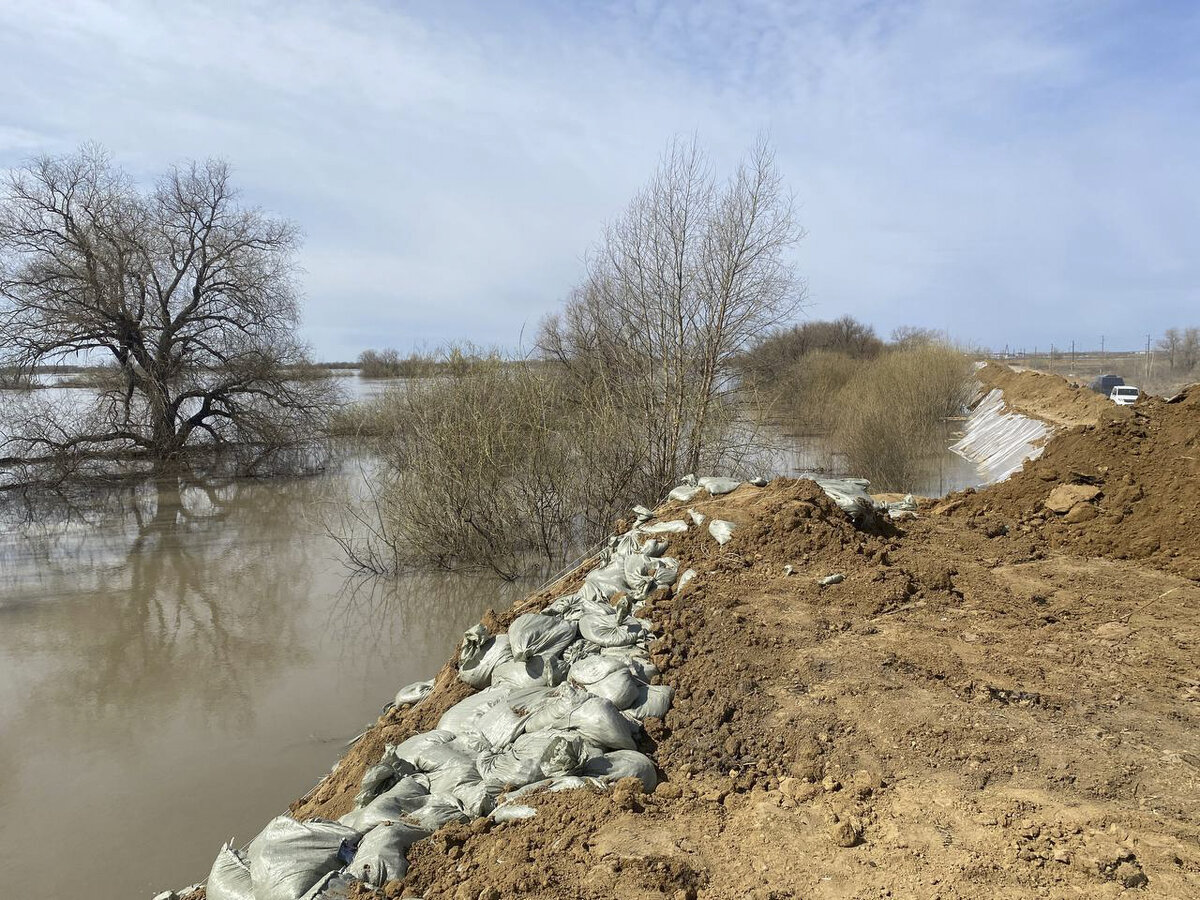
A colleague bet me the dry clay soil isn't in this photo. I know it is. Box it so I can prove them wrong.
[206,372,1200,899]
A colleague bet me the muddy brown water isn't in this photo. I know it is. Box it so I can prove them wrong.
[0,462,530,899]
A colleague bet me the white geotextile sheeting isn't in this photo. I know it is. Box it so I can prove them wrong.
[950,388,1051,483]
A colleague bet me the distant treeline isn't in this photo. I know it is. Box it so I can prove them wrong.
[356,348,442,379]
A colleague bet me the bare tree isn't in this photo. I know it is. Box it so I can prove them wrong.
[0,146,335,477]
[539,136,804,492]
[890,325,947,348]
[1157,327,1182,370]
[1181,327,1200,373]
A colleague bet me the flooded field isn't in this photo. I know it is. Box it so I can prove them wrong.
[0,458,530,899]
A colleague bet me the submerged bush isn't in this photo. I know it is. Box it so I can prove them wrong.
[332,357,649,577]
[330,349,778,577]
[357,348,438,379]
[746,349,861,433]
[832,345,974,491]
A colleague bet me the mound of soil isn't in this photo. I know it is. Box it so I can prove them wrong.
[246,471,1196,900]
[947,385,1200,580]
[193,388,1200,899]
[977,362,1118,427]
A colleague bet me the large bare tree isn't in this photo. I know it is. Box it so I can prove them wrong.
[0,146,335,476]
[539,136,805,492]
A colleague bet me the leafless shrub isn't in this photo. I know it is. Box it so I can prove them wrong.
[741,316,882,387]
[330,137,804,577]
[332,356,620,578]
[745,349,861,433]
[833,344,974,491]
[357,348,439,379]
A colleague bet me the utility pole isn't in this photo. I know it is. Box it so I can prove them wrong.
[1101,335,1104,361]
[1146,333,1152,381]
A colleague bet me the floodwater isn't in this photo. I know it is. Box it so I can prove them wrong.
[0,459,530,899]
[775,427,983,498]
[0,375,985,899]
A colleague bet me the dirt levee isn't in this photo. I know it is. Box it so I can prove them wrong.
[204,382,1200,899]
[948,384,1200,580]
[977,361,1118,427]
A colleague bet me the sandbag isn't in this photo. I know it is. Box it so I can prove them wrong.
[460,683,553,749]
[355,764,398,808]
[708,519,735,545]
[581,560,628,601]
[402,794,469,831]
[641,538,668,558]
[599,642,650,659]
[470,703,528,751]
[340,777,431,832]
[206,844,253,900]
[686,509,706,526]
[392,679,434,707]
[246,816,360,900]
[585,668,641,709]
[621,556,658,600]
[611,529,644,558]
[354,748,417,808]
[505,775,598,801]
[406,742,480,795]
[626,683,673,720]
[298,872,357,900]
[390,729,458,763]
[677,568,697,592]
[668,483,702,502]
[522,683,589,734]
[537,732,588,777]
[508,613,577,662]
[580,750,659,791]
[622,554,678,599]
[345,823,424,886]
[642,519,688,534]
[628,658,659,683]
[562,638,599,665]
[437,688,512,739]
[542,696,637,750]
[568,655,629,686]
[451,780,495,817]
[477,748,544,793]
[458,626,513,689]
[810,477,886,522]
[578,613,642,649]
[698,476,741,495]
[490,656,566,690]
[491,804,537,822]
[540,593,577,619]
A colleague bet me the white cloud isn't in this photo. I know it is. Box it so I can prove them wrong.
[0,0,1197,357]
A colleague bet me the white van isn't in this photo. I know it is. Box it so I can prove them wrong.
[1109,385,1140,405]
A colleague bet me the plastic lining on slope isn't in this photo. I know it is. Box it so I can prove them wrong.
[950,388,1051,484]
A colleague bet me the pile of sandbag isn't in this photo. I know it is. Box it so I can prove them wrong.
[196,471,909,898]
[200,474,826,898]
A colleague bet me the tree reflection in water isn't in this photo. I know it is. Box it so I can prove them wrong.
[0,463,509,900]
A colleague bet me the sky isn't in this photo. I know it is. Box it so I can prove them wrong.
[0,0,1197,360]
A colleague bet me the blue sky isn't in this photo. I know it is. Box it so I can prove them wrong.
[1,0,1197,359]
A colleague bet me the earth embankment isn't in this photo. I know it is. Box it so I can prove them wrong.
[189,371,1199,899]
